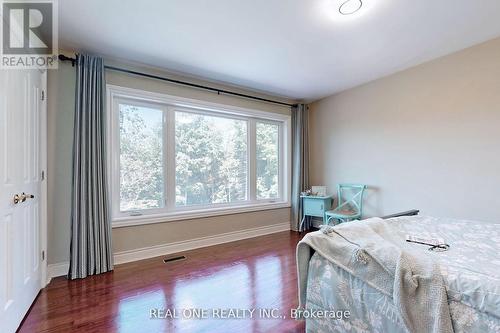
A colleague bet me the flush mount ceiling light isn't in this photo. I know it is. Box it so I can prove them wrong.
[339,0,363,15]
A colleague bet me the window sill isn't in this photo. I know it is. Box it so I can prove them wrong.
[111,202,291,228]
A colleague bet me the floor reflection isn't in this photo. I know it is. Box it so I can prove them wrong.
[117,288,167,333]
[118,255,292,332]
[254,256,284,332]
[173,263,252,332]
[19,232,306,333]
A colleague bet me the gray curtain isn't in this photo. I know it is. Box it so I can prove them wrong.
[291,104,310,231]
[68,54,113,279]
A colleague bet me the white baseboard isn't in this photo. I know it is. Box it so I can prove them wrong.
[47,261,69,284]
[47,222,291,281]
[114,222,291,265]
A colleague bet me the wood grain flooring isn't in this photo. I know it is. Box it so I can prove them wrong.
[18,231,306,333]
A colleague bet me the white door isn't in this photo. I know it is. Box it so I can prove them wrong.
[0,69,46,333]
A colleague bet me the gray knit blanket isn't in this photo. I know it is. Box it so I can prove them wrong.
[296,217,454,333]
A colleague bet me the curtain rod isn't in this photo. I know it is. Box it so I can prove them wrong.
[58,55,297,108]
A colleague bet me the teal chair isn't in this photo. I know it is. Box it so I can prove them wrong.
[325,184,367,225]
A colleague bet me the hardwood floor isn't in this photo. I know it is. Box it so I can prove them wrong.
[19,231,306,333]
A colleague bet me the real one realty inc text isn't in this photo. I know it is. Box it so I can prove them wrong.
[150,308,351,320]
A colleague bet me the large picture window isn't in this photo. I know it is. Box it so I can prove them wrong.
[108,86,290,226]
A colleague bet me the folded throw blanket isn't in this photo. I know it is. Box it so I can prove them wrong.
[296,217,453,333]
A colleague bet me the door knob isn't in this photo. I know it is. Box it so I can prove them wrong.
[21,193,35,202]
[13,193,34,204]
[13,193,23,204]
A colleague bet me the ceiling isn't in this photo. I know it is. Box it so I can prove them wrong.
[59,0,500,101]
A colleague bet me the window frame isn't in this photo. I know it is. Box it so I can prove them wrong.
[107,85,291,228]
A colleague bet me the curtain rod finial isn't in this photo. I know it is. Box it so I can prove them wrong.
[58,54,76,67]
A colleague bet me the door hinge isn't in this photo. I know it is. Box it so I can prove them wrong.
[41,250,45,261]
[41,170,45,181]
[41,90,45,101]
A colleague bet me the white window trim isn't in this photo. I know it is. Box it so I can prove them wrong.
[107,85,292,228]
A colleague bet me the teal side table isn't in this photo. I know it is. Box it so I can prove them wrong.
[299,195,333,231]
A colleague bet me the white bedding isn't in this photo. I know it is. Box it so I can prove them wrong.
[297,216,500,333]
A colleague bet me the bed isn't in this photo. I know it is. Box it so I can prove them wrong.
[296,215,500,333]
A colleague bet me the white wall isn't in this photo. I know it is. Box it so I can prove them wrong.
[309,37,500,222]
